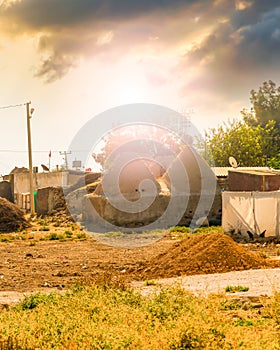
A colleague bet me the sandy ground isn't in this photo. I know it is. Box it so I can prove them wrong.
[2,268,280,306]
[132,268,280,298]
[1,217,280,306]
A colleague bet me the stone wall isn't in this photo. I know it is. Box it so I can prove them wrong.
[36,187,66,215]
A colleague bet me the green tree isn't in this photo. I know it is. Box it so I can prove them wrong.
[250,80,280,126]
[206,81,280,167]
[267,152,280,169]
[206,119,277,167]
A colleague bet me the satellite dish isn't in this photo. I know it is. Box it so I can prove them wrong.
[41,164,50,172]
[228,156,238,168]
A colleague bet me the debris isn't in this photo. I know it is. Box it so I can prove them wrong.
[0,197,29,233]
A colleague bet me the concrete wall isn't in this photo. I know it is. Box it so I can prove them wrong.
[13,171,87,195]
[83,192,222,231]
[12,170,100,212]
[13,172,66,194]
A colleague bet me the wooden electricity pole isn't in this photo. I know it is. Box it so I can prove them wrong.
[26,102,35,215]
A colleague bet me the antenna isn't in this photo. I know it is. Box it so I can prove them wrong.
[228,156,238,168]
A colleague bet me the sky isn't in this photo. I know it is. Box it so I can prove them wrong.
[0,0,280,175]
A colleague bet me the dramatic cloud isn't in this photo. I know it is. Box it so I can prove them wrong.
[179,0,280,110]
[0,0,224,81]
[1,0,279,91]
[0,0,191,27]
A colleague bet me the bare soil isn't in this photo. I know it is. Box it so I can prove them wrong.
[1,217,280,305]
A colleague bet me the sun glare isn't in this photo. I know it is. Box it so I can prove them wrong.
[114,78,151,104]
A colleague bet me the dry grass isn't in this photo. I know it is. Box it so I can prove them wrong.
[0,282,280,349]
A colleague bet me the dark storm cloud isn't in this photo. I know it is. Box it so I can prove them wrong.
[0,0,205,82]
[1,0,194,27]
[34,54,77,83]
[236,6,280,65]
[1,0,280,87]
[230,0,280,29]
[185,1,280,69]
[180,1,280,105]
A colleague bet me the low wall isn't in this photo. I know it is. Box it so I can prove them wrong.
[13,172,67,194]
[82,192,222,232]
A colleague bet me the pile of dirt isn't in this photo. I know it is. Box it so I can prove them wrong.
[137,233,271,279]
[0,197,29,232]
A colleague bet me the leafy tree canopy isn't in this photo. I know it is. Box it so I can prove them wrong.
[242,80,280,127]
[251,80,280,126]
[206,119,277,167]
[206,80,280,168]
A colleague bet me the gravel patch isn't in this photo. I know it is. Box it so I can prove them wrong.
[132,268,280,297]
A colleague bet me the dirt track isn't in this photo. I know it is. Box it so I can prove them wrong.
[1,219,280,305]
[132,268,280,298]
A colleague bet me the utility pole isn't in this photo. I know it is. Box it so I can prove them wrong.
[59,151,71,170]
[26,102,35,215]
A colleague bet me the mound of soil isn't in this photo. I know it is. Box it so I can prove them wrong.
[138,233,270,279]
[0,197,29,232]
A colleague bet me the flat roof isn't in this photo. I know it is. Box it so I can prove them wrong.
[211,167,279,177]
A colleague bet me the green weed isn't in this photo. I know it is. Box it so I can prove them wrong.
[76,232,87,239]
[144,280,158,286]
[225,285,249,293]
[0,285,278,349]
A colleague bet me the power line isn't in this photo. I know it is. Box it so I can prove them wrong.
[0,149,86,153]
[0,150,51,153]
[0,103,25,110]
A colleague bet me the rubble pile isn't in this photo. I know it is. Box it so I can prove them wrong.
[0,197,29,232]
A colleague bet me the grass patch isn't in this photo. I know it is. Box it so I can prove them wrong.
[0,286,278,349]
[225,285,250,293]
[64,230,73,238]
[47,232,60,240]
[259,251,268,259]
[169,226,191,233]
[37,219,48,226]
[192,226,223,235]
[144,279,158,286]
[103,231,125,237]
[76,232,87,239]
[168,226,223,240]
